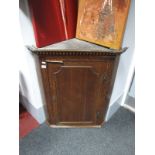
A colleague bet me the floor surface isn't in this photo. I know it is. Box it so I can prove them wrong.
[125,95,135,109]
[20,107,135,155]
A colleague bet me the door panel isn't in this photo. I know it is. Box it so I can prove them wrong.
[55,66,99,123]
[47,60,114,125]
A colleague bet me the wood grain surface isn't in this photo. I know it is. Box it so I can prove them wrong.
[76,0,131,49]
[39,55,120,127]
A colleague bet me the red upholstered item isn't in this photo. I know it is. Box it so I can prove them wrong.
[28,0,78,48]
[63,0,78,38]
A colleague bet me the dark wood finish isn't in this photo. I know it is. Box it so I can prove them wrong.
[31,48,127,56]
[38,52,120,127]
[29,41,126,127]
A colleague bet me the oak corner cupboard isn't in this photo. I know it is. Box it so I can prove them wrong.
[28,39,127,128]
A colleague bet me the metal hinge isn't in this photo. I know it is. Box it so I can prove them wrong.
[41,60,64,68]
[41,61,46,68]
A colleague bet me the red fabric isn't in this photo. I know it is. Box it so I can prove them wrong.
[64,0,78,38]
[28,0,66,47]
[28,0,78,48]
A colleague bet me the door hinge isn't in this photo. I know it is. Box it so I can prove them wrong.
[41,61,46,68]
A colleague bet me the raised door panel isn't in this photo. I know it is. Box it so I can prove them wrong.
[55,66,99,124]
[46,60,114,126]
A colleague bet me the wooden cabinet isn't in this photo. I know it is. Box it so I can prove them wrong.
[29,39,126,128]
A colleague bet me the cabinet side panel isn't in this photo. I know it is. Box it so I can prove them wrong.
[103,56,120,123]
[39,58,54,124]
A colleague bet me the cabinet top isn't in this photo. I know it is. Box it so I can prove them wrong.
[27,39,127,56]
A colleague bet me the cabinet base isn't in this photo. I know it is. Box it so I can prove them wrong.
[46,121,102,128]
[49,125,102,128]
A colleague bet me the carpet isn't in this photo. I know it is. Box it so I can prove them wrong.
[19,103,39,138]
[19,107,135,155]
[125,95,135,109]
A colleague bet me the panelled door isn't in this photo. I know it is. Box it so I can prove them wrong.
[45,59,114,126]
